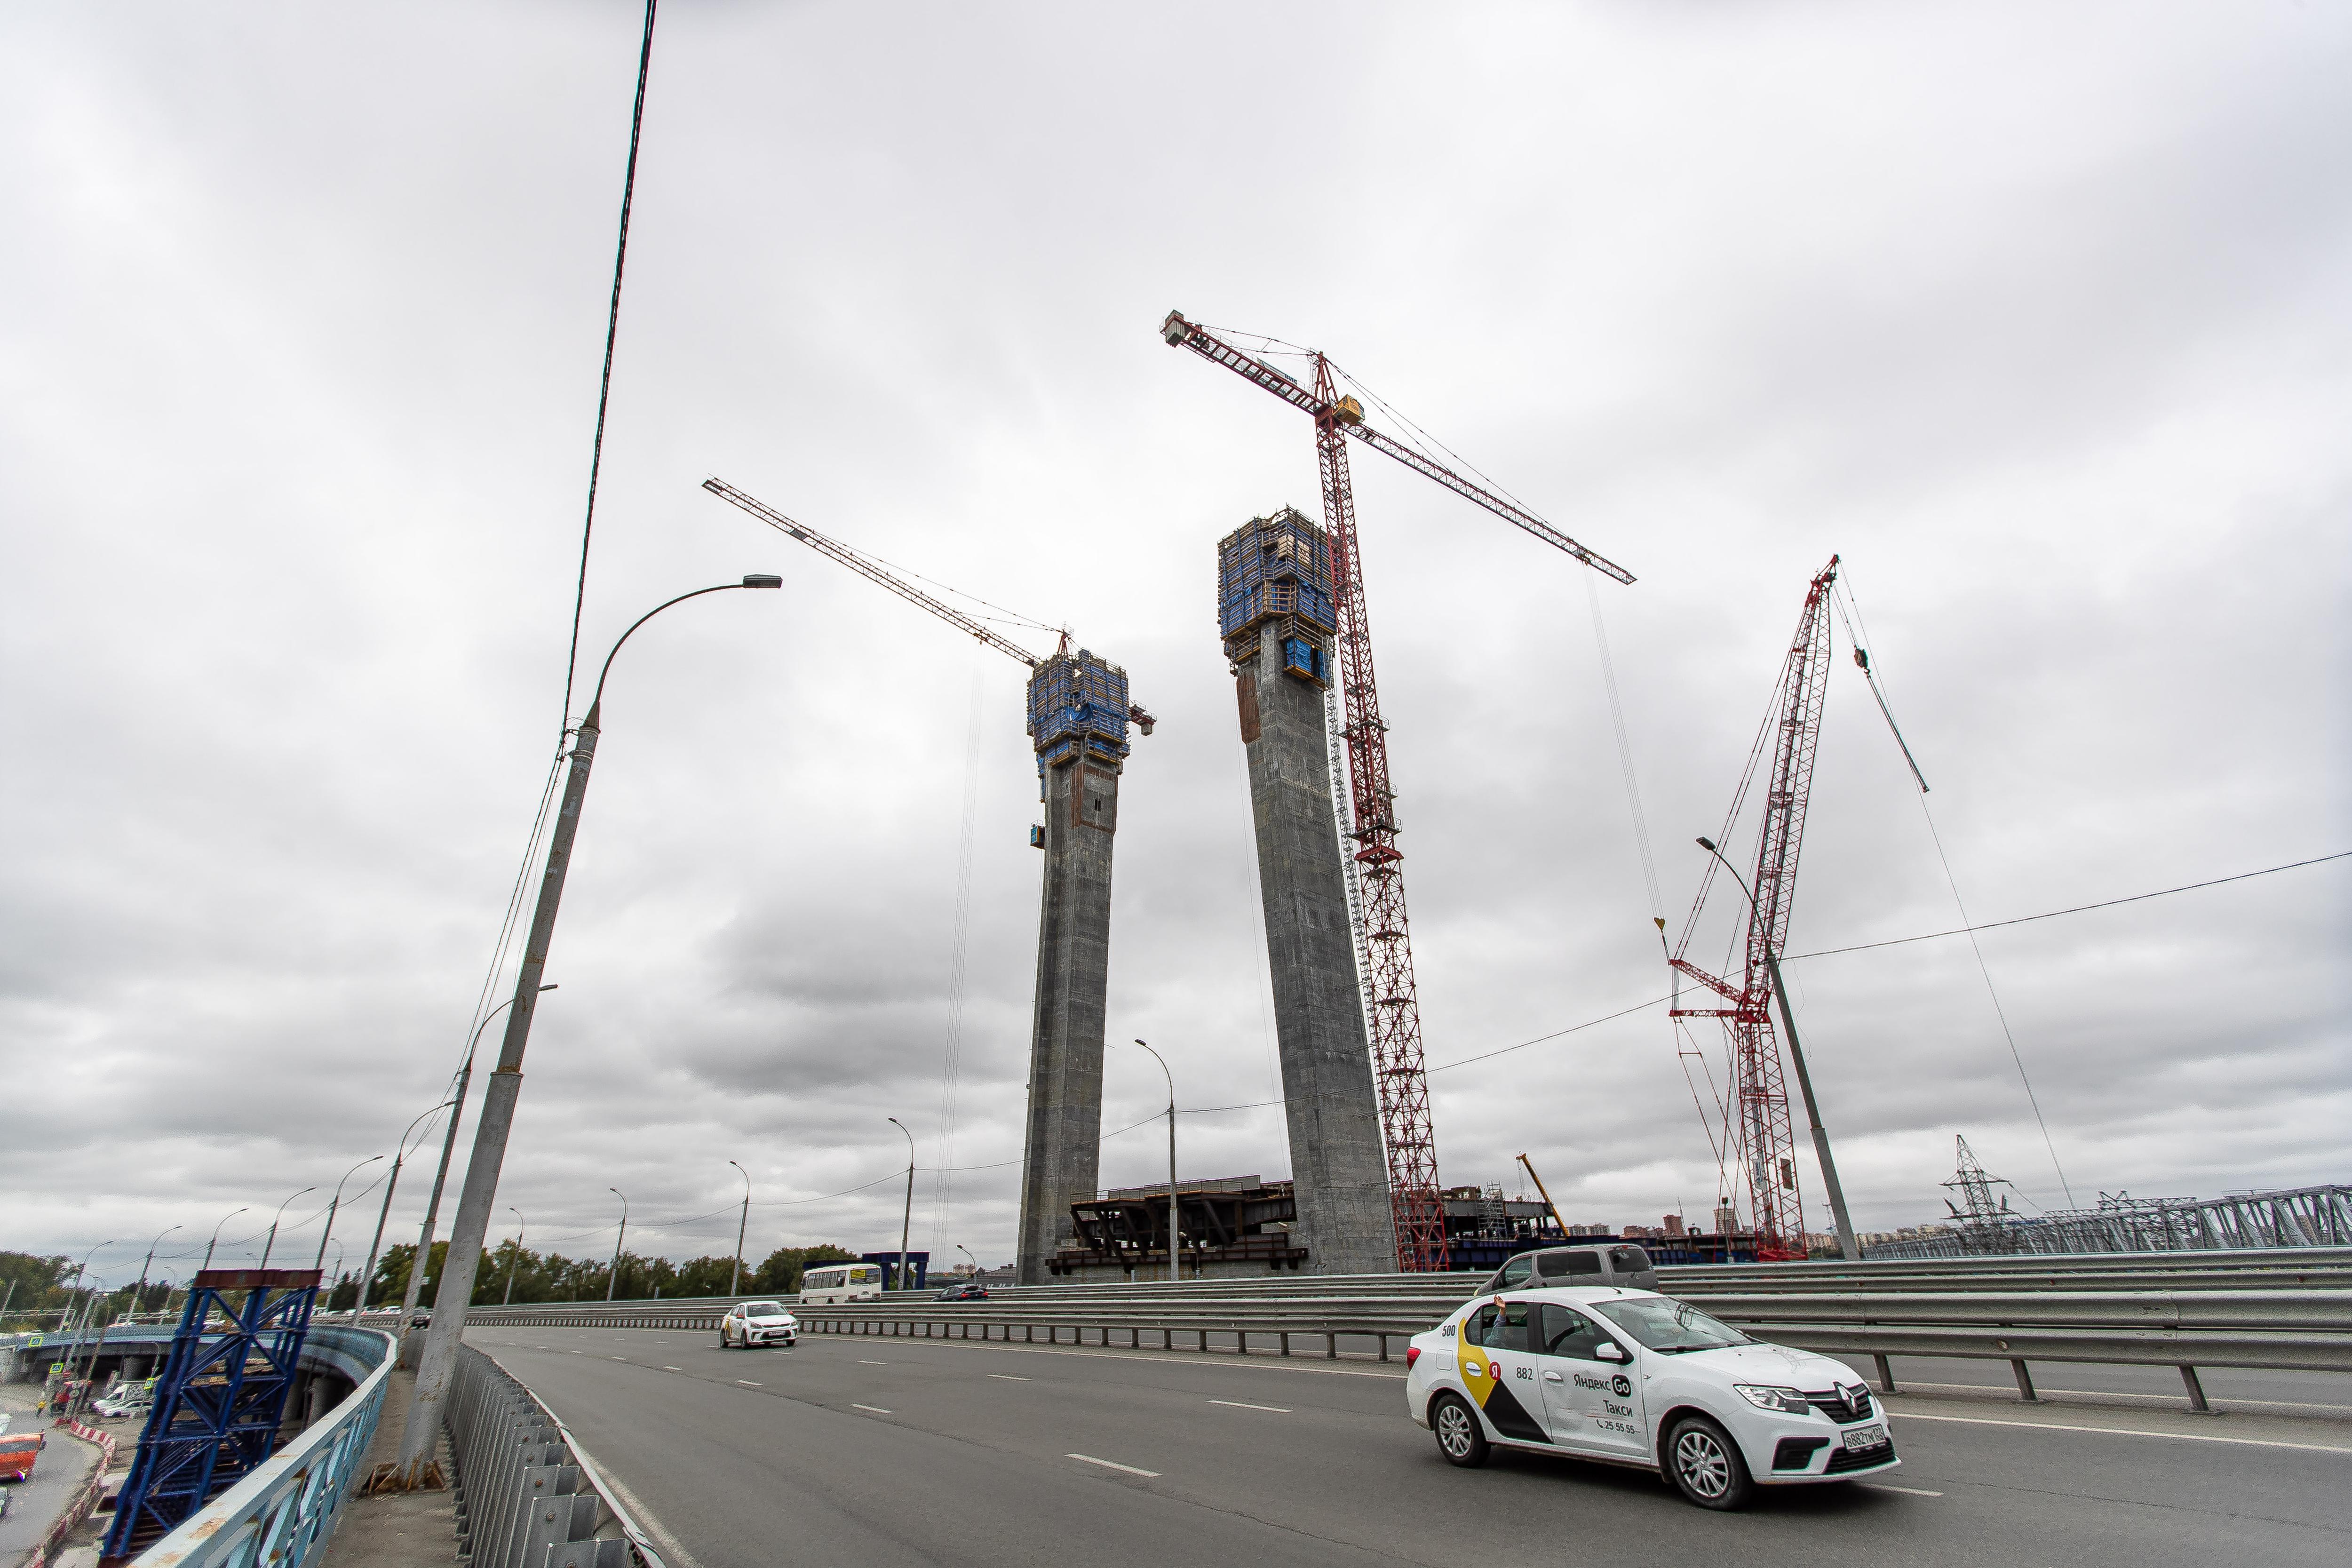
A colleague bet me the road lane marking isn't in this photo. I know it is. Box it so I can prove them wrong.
[611,1356,627,1361]
[852,1404,893,1414]
[1068,1454,1159,1477]
[662,1366,681,1372]
[1209,1400,1291,1413]
[1891,1411,2352,1455]
[859,1360,888,1365]
[1894,1380,2352,1417]
[735,1379,763,1387]
[988,1374,1029,1381]
[1863,1483,1943,1496]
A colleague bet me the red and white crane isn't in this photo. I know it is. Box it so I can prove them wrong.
[1669,556,1842,1261]
[1162,311,1636,1271]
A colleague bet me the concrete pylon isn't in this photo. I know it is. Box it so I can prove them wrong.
[1015,650,1138,1283]
[1220,511,1399,1274]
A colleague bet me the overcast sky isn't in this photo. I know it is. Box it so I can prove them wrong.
[4,2,2345,1285]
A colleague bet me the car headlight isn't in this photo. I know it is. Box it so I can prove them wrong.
[1734,1384,1813,1415]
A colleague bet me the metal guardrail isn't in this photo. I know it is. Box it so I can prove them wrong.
[135,1325,396,1568]
[445,1343,665,1568]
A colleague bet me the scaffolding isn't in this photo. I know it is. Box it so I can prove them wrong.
[103,1268,319,1559]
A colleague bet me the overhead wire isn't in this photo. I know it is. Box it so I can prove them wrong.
[1784,852,2351,961]
[556,0,662,736]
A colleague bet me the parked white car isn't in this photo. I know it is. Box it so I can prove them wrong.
[719,1301,798,1349]
[1406,1286,1897,1509]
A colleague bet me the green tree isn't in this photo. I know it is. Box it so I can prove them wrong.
[0,1252,73,1324]
[752,1245,856,1294]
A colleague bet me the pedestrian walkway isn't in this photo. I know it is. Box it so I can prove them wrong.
[321,1367,456,1568]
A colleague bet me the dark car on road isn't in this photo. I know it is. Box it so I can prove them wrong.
[934,1283,989,1301]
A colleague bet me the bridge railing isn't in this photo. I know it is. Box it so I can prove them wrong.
[134,1326,396,1568]
[444,1344,665,1568]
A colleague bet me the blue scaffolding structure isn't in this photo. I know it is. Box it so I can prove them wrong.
[102,1268,320,1560]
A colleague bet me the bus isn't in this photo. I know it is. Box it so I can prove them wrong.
[799,1262,885,1303]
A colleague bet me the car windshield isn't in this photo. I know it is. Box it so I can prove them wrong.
[742,1302,786,1317]
[1589,1296,1752,1353]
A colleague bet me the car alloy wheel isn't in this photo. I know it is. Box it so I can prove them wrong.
[1666,1416,1753,1510]
[1432,1393,1490,1468]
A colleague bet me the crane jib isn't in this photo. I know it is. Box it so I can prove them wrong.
[1161,311,1636,585]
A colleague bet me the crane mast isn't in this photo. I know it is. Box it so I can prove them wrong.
[1164,310,1633,1271]
[1669,556,1839,1260]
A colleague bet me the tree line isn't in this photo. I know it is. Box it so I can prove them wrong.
[0,1242,861,1328]
[361,1240,862,1308]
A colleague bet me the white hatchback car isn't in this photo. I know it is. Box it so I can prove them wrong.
[1406,1286,1897,1509]
[719,1300,798,1349]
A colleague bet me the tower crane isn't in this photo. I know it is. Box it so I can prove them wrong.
[1668,556,1845,1261]
[1161,311,1635,1271]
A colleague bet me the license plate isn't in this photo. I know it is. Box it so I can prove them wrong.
[1842,1423,1887,1451]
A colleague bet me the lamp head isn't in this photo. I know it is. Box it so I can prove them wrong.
[1696,836,1717,853]
[742,574,783,589]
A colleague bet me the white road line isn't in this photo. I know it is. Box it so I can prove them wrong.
[851,1404,893,1415]
[735,1379,763,1387]
[611,1356,627,1361]
[987,1374,1029,1381]
[1209,1399,1291,1413]
[662,1366,681,1372]
[1067,1453,1159,1477]
[1893,1380,2352,1415]
[1891,1411,2352,1455]
[1863,1483,1944,1497]
[859,1360,888,1365]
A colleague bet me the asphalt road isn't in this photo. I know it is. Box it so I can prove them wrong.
[472,1324,2352,1568]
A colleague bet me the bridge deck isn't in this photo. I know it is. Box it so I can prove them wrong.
[437,1322,2352,1568]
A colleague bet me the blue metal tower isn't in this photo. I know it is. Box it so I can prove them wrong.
[102,1268,320,1560]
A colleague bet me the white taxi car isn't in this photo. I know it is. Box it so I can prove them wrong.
[1406,1286,1896,1509]
[719,1300,798,1349]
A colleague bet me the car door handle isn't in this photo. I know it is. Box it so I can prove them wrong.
[1542,1370,1564,1382]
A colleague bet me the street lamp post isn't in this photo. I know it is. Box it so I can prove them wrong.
[728,1162,750,1298]
[1130,1041,1181,1283]
[353,1099,457,1322]
[606,1189,628,1302]
[956,1244,977,1278]
[397,574,784,1478]
[1695,836,1860,1261]
[398,989,555,1359]
[314,1156,385,1274]
[134,1226,180,1319]
[503,1209,526,1305]
[200,1209,247,1276]
[257,1189,315,1273]
[888,1119,914,1293]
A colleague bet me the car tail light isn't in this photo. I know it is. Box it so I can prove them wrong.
[1405,1345,1421,1369]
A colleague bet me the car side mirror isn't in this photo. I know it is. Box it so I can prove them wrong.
[1595,1341,1627,1362]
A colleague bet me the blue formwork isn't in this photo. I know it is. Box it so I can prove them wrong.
[103,1269,320,1559]
[1217,509,1337,648]
[1026,650,1131,766]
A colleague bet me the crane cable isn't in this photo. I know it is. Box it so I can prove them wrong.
[1832,570,2076,1208]
[931,647,985,1253]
